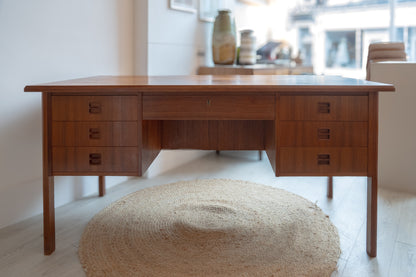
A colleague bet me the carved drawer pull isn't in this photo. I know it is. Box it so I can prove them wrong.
[207,99,211,107]
[318,102,330,114]
[317,154,330,165]
[88,102,102,114]
[89,153,102,165]
[318,128,330,140]
[89,128,101,139]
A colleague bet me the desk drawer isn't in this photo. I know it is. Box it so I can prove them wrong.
[279,147,367,175]
[52,147,138,174]
[143,95,275,120]
[280,96,368,121]
[51,96,138,121]
[52,122,138,147]
[280,121,368,147]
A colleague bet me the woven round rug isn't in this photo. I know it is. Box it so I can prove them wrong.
[79,179,340,277]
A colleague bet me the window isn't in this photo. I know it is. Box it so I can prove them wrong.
[405,27,416,60]
[325,31,356,68]
[299,28,313,66]
[287,0,416,77]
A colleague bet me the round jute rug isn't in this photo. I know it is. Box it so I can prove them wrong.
[78,179,340,277]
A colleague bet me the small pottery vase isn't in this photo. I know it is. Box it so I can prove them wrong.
[212,10,236,65]
[239,29,256,65]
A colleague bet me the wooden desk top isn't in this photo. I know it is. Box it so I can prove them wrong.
[25,75,395,93]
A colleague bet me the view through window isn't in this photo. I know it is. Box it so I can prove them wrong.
[283,0,416,78]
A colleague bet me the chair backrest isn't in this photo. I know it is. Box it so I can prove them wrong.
[366,42,407,80]
[368,42,405,52]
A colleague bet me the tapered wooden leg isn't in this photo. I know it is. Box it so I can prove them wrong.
[99,176,105,197]
[327,176,333,198]
[367,176,378,257]
[42,93,55,255]
[367,91,378,257]
[43,176,55,255]
[215,150,220,155]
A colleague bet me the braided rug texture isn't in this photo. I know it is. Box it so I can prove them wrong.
[79,179,340,277]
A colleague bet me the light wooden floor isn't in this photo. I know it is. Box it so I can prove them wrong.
[1,151,415,277]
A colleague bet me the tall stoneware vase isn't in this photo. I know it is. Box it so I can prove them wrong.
[212,10,236,65]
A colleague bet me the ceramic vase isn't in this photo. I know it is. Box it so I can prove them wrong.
[212,10,236,65]
[239,29,256,65]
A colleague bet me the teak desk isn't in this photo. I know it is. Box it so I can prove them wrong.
[25,75,394,256]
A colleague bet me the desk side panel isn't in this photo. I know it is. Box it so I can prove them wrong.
[265,94,278,175]
[141,120,162,174]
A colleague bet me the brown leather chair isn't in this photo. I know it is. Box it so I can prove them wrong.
[366,42,407,80]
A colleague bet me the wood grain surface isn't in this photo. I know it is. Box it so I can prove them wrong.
[25,75,395,93]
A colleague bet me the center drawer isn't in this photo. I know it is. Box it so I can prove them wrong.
[143,95,275,120]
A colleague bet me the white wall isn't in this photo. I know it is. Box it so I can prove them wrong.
[134,0,148,75]
[147,0,204,75]
[0,0,134,229]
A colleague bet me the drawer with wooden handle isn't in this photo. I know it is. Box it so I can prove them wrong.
[279,147,368,175]
[279,121,368,147]
[51,96,138,121]
[52,147,138,175]
[52,122,138,147]
[279,95,368,121]
[143,95,275,120]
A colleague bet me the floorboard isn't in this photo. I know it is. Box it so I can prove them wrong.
[0,151,415,277]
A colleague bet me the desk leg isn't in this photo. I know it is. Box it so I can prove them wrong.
[367,91,378,257]
[99,176,105,197]
[366,176,378,257]
[43,175,55,255]
[42,93,55,255]
[327,176,333,198]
